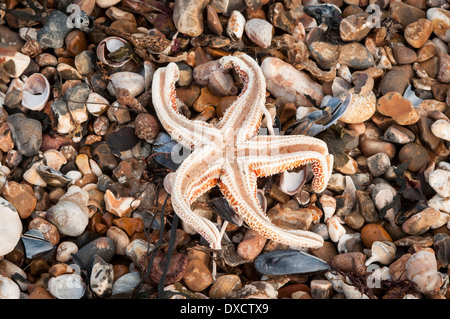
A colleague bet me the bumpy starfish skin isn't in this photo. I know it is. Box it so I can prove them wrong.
[152,53,333,250]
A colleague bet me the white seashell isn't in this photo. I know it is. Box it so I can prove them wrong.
[279,166,307,195]
[327,216,346,242]
[226,10,246,42]
[97,36,130,68]
[405,250,443,295]
[0,47,30,78]
[365,241,396,266]
[86,92,110,116]
[0,198,22,257]
[109,72,145,97]
[141,61,155,91]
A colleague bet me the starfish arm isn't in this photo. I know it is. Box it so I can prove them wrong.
[152,63,221,149]
[241,134,333,193]
[218,53,267,142]
[171,146,224,249]
[219,161,324,248]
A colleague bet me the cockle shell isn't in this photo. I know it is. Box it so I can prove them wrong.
[21,73,50,111]
[97,36,130,68]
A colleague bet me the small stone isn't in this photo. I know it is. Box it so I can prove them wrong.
[398,143,430,172]
[193,60,221,86]
[309,41,339,70]
[402,208,441,235]
[2,181,36,219]
[360,139,396,160]
[355,190,378,223]
[327,173,346,192]
[74,237,116,268]
[0,275,20,299]
[378,65,414,96]
[104,190,140,218]
[74,51,95,76]
[65,30,88,57]
[427,8,450,42]
[430,119,450,142]
[392,46,417,64]
[437,53,450,84]
[37,10,73,48]
[48,274,85,299]
[405,251,442,295]
[65,83,90,124]
[90,260,114,298]
[126,239,150,265]
[310,280,333,299]
[428,169,450,198]
[236,229,267,260]
[330,252,366,275]
[208,70,238,96]
[183,259,213,292]
[209,274,242,299]
[28,217,60,245]
[111,272,141,296]
[149,253,188,286]
[339,13,372,42]
[377,92,420,126]
[134,113,159,141]
[173,0,208,37]
[28,286,55,299]
[245,18,273,48]
[226,10,246,41]
[360,224,393,249]
[56,241,78,263]
[267,205,313,231]
[389,253,411,281]
[404,18,433,48]
[106,226,130,256]
[389,2,426,27]
[193,87,221,112]
[383,124,415,144]
[206,5,223,35]
[338,42,374,70]
[434,233,450,267]
[7,113,42,157]
[366,153,391,177]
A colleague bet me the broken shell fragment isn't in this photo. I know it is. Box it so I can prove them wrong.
[36,165,72,188]
[21,73,50,111]
[0,47,31,78]
[97,36,131,68]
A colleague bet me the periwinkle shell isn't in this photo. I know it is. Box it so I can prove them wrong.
[254,249,330,275]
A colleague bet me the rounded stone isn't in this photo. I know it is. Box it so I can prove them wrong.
[6,113,42,157]
[398,143,430,172]
[209,274,242,299]
[0,198,22,257]
[366,153,391,177]
[0,275,20,299]
[428,169,450,198]
[45,201,88,237]
[430,119,450,142]
[183,259,213,292]
[48,274,86,299]
[402,208,441,235]
[236,229,267,260]
[360,224,393,248]
[56,241,79,263]
[404,18,433,48]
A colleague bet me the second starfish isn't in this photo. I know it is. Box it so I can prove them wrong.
[152,52,334,250]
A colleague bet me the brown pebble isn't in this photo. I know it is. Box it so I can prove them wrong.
[398,142,430,172]
[209,274,242,299]
[360,223,393,248]
[183,259,213,292]
[236,229,267,260]
[330,252,367,275]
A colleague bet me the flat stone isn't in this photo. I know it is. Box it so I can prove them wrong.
[378,65,414,96]
[392,46,417,64]
[183,259,213,292]
[402,208,441,235]
[7,114,42,157]
[383,124,416,144]
[404,18,433,48]
[428,169,450,198]
[37,10,73,48]
[48,274,85,299]
[173,0,208,37]
[389,2,426,27]
[2,181,36,219]
[236,229,267,260]
[398,142,430,172]
[377,91,419,125]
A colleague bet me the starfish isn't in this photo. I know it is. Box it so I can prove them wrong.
[152,52,333,250]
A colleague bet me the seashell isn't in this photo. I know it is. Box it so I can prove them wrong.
[109,72,145,97]
[0,198,23,256]
[256,189,267,213]
[151,132,182,171]
[366,266,391,289]
[209,196,243,227]
[254,249,330,276]
[141,61,154,91]
[0,47,31,78]
[327,216,346,242]
[226,10,246,42]
[337,233,361,254]
[21,73,50,111]
[97,36,130,68]
[20,229,55,259]
[86,92,110,116]
[104,189,140,218]
[163,171,177,195]
[35,165,72,188]
[325,271,370,299]
[365,241,396,266]
[45,200,89,237]
[279,165,308,195]
[405,250,443,295]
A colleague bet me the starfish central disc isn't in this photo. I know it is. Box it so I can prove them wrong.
[152,52,333,250]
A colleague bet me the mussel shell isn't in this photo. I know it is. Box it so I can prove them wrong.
[21,229,55,259]
[254,249,330,275]
[36,165,72,187]
[151,133,182,171]
[209,197,243,227]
